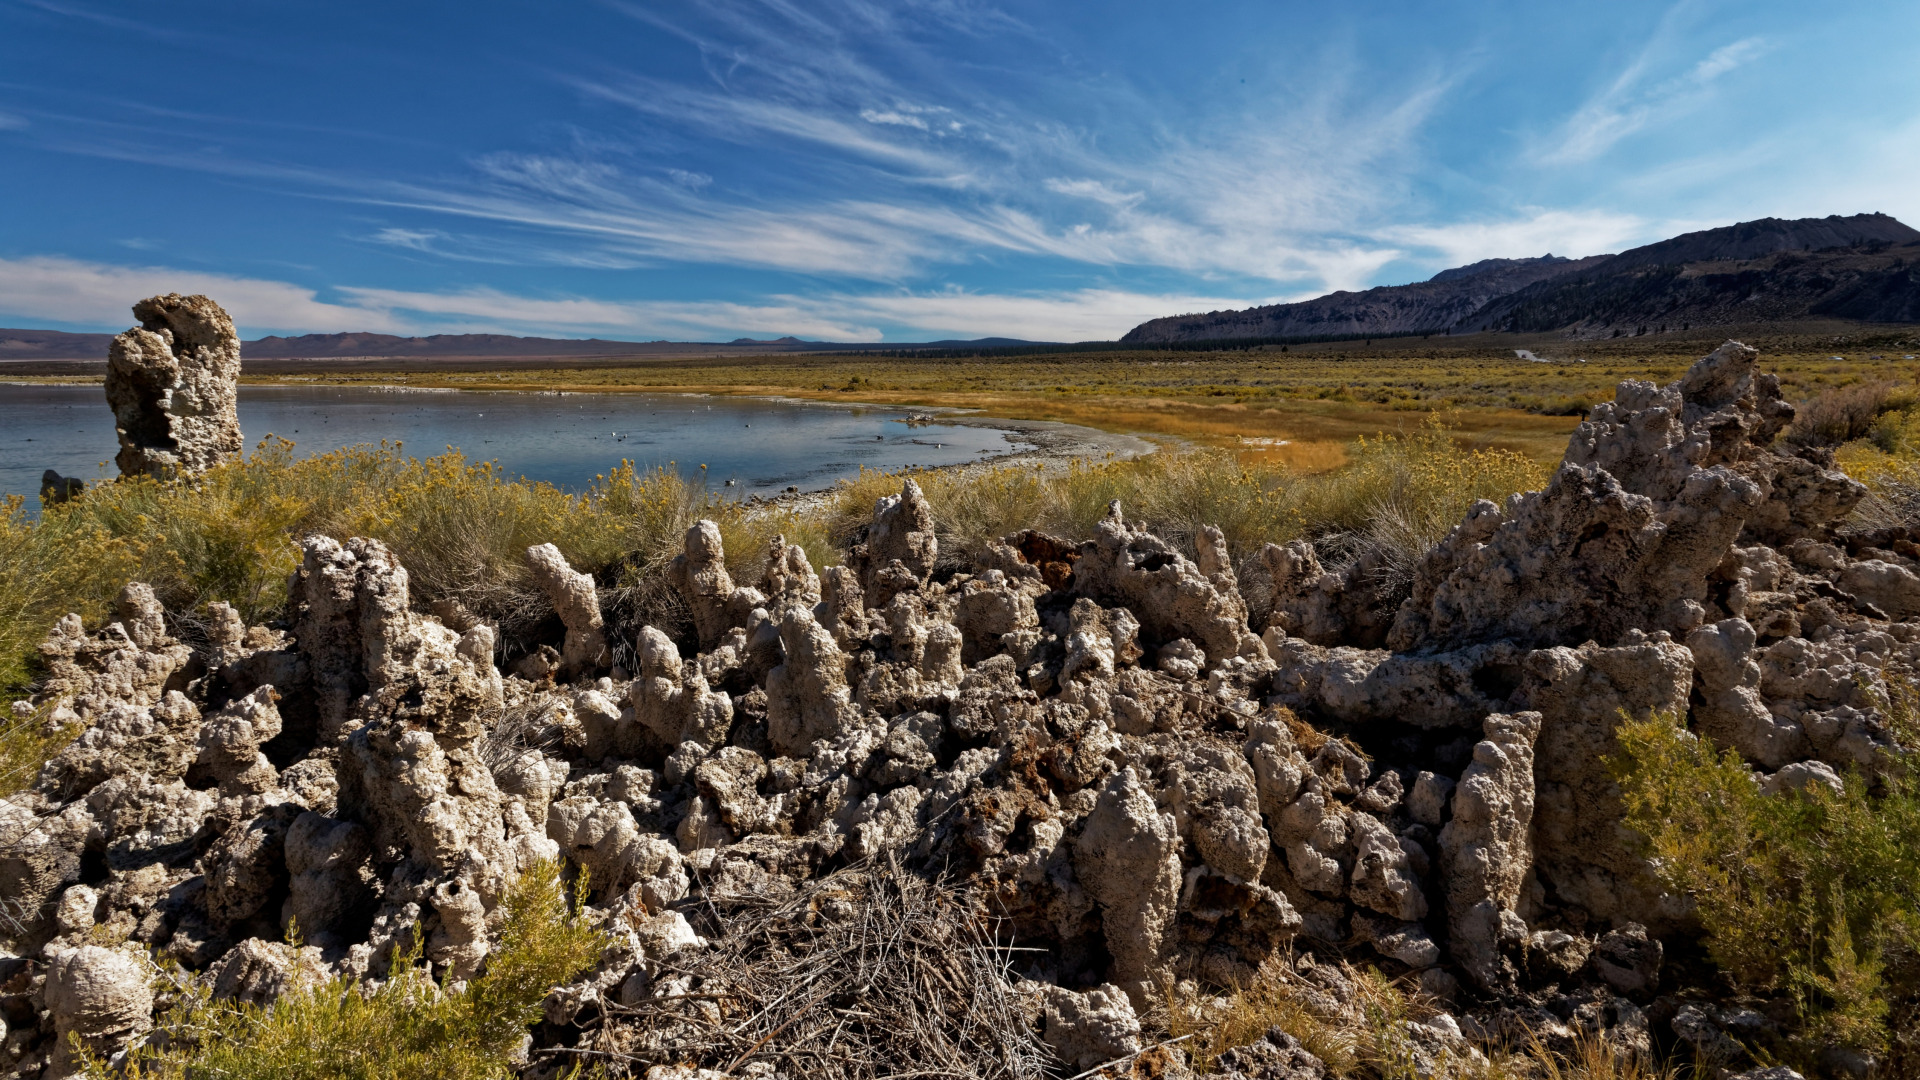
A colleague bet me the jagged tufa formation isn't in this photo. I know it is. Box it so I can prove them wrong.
[104,294,244,479]
[3,342,1916,1079]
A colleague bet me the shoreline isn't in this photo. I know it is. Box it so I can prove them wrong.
[740,412,1165,519]
[0,379,1160,510]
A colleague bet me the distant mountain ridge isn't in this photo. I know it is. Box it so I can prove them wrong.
[0,328,1055,361]
[0,328,117,359]
[1123,212,1920,343]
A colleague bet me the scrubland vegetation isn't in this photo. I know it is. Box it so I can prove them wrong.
[10,346,1920,1077]
[78,859,607,1080]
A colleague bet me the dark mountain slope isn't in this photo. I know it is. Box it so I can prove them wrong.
[1596,212,1919,272]
[1123,213,1920,344]
[1120,254,1607,345]
[1465,214,1920,336]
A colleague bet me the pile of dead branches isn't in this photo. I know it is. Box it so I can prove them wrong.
[583,854,1054,1079]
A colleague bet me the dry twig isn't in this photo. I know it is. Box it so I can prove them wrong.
[583,855,1052,1079]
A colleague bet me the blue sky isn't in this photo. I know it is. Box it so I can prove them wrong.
[1,0,1916,342]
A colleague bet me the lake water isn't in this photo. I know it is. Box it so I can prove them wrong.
[0,383,1036,513]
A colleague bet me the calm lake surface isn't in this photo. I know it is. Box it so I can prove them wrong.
[1,383,1036,513]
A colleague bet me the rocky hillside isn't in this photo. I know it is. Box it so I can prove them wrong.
[1120,255,1607,345]
[1464,216,1920,336]
[5,329,1917,1077]
[1123,213,1920,344]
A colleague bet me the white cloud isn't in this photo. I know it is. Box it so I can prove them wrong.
[0,110,27,131]
[0,255,410,336]
[860,108,928,130]
[1690,38,1767,83]
[1377,209,1654,266]
[823,287,1263,341]
[574,78,957,173]
[338,282,1263,342]
[368,227,441,252]
[0,252,1267,343]
[338,286,885,340]
[1044,178,1143,209]
[1537,35,1770,165]
[393,73,1431,289]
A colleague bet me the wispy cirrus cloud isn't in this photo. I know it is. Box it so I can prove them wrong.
[1,0,1455,307]
[1535,29,1770,165]
[323,281,1274,342]
[1375,209,1657,266]
[327,282,1270,341]
[0,255,411,335]
[0,252,1260,341]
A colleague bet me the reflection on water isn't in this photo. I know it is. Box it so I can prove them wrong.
[0,383,1030,514]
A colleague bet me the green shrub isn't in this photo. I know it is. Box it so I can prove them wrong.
[84,859,607,1080]
[1610,713,1920,1055]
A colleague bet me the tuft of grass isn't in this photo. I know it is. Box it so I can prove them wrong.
[1610,710,1920,1057]
[1166,963,1687,1079]
[1516,1030,1684,1080]
[1164,969,1360,1076]
[1836,405,1920,532]
[84,858,608,1080]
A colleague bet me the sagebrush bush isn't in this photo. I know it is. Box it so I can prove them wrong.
[83,859,607,1080]
[1786,380,1906,447]
[1610,712,1920,1055]
[1836,410,1920,533]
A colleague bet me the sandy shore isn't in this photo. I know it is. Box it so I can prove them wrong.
[733,406,1162,518]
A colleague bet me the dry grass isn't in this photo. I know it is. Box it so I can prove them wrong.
[581,857,1048,1079]
[1167,972,1357,1074]
[1515,1031,1687,1080]
[1166,965,1691,1080]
